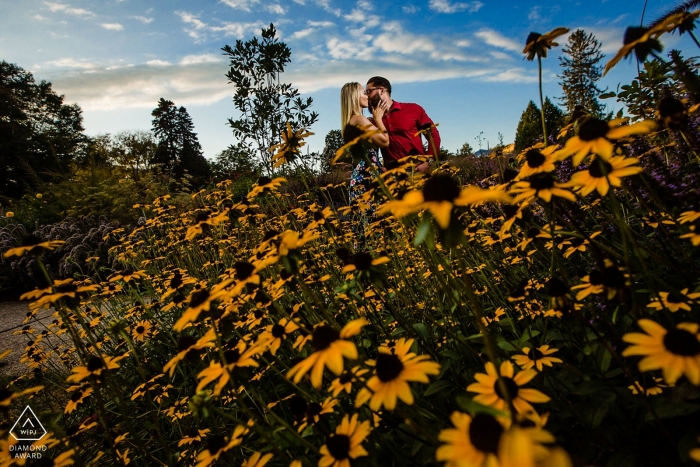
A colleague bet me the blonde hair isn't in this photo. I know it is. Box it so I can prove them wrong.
[340,82,363,138]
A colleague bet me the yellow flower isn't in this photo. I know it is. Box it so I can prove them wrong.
[628,377,666,396]
[604,26,665,75]
[108,268,148,283]
[319,414,371,467]
[516,146,558,179]
[131,320,153,342]
[3,234,64,258]
[328,366,369,397]
[622,319,700,385]
[248,176,287,198]
[65,386,93,413]
[36,193,43,199]
[647,289,700,312]
[287,319,367,388]
[195,425,248,467]
[241,451,273,467]
[355,338,440,411]
[333,124,383,165]
[378,174,510,229]
[196,340,265,395]
[278,229,321,256]
[467,361,550,414]
[270,122,314,168]
[67,354,128,383]
[512,346,562,372]
[173,281,233,332]
[5,211,14,218]
[257,318,299,355]
[523,27,570,60]
[509,173,576,204]
[563,156,643,196]
[554,117,657,166]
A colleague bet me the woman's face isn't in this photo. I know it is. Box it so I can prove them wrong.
[359,86,368,108]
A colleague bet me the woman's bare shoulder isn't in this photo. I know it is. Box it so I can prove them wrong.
[349,114,372,127]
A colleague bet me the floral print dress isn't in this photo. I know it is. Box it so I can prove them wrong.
[349,148,383,248]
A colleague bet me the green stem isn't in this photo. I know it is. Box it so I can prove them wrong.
[538,55,548,147]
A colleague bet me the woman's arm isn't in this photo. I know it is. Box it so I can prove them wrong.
[349,112,389,148]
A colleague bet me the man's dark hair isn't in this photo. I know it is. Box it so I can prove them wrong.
[367,76,391,95]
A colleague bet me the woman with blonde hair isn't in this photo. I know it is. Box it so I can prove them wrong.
[340,82,389,247]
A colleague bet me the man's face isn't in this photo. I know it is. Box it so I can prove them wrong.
[365,83,384,108]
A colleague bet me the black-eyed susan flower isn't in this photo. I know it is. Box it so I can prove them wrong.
[294,397,338,433]
[178,428,211,447]
[131,320,152,342]
[516,146,558,179]
[554,117,657,166]
[333,124,383,165]
[242,452,273,467]
[435,411,508,467]
[163,330,216,376]
[604,26,664,75]
[628,377,666,396]
[108,268,148,283]
[564,156,643,196]
[21,279,100,310]
[278,229,321,257]
[378,174,510,229]
[257,318,299,355]
[288,319,367,388]
[341,251,390,273]
[523,27,570,60]
[355,338,440,411]
[0,382,43,407]
[622,319,700,385]
[67,354,128,383]
[3,234,64,258]
[328,366,369,397]
[173,281,233,332]
[194,425,248,467]
[65,385,93,413]
[248,177,287,198]
[467,361,550,414]
[647,289,700,312]
[509,172,576,204]
[270,122,314,169]
[512,346,562,372]
[196,340,265,395]
[318,414,371,467]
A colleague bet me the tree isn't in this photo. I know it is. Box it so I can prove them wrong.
[223,24,319,176]
[456,142,474,157]
[151,99,210,187]
[0,61,85,202]
[514,98,565,152]
[558,30,606,116]
[320,130,343,174]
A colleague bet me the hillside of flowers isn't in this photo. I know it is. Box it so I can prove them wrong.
[3,12,700,467]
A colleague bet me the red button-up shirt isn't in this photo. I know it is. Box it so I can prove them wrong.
[380,101,441,168]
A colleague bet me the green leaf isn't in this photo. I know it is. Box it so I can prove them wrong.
[423,380,453,397]
[592,402,609,427]
[645,403,700,421]
[414,216,433,247]
[413,323,430,343]
[599,91,617,99]
[455,394,509,418]
[496,338,517,352]
[571,379,611,396]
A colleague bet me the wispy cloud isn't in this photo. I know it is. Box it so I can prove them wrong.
[101,23,124,31]
[308,20,334,27]
[44,1,95,17]
[146,59,170,67]
[474,28,521,52]
[483,68,539,83]
[176,11,264,42]
[220,0,260,12]
[429,0,483,14]
[291,28,316,39]
[132,15,154,24]
[265,3,286,14]
[315,0,341,17]
[210,21,267,38]
[344,8,380,27]
[179,54,224,65]
[528,6,541,21]
[402,5,419,14]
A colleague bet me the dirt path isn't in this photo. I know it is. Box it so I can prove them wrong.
[0,302,55,378]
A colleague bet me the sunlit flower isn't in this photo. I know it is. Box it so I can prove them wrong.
[319,414,371,467]
[622,319,700,385]
[523,27,570,60]
[647,289,700,312]
[3,234,64,258]
[467,361,550,414]
[257,318,299,355]
[355,338,440,411]
[248,177,287,198]
[109,268,148,283]
[195,425,248,467]
[554,117,657,166]
[572,260,628,300]
[65,385,93,413]
[270,122,314,168]
[173,281,233,332]
[516,146,558,179]
[509,173,576,204]
[131,320,153,342]
[67,354,128,383]
[196,340,265,395]
[604,26,665,75]
[328,366,369,397]
[628,377,666,396]
[287,319,367,388]
[512,346,562,372]
[241,451,273,467]
[564,156,643,196]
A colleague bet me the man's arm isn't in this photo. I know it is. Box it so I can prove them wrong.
[417,106,441,159]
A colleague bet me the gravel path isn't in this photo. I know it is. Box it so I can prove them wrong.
[0,302,56,378]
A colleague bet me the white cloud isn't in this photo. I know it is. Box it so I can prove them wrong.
[528,6,541,21]
[43,58,99,69]
[101,23,124,31]
[210,21,266,38]
[308,20,334,27]
[429,0,483,14]
[132,15,154,24]
[402,5,419,13]
[344,9,380,27]
[357,0,372,10]
[474,28,521,52]
[146,59,171,66]
[455,39,471,47]
[565,26,624,54]
[483,68,538,83]
[489,51,513,60]
[44,1,95,17]
[292,0,305,4]
[265,3,286,14]
[176,11,264,42]
[291,28,316,39]
[315,0,341,16]
[179,54,224,65]
[220,0,260,12]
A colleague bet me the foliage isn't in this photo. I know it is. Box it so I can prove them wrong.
[0,61,86,203]
[223,24,319,176]
[320,129,344,175]
[514,98,565,151]
[558,29,606,116]
[456,142,475,157]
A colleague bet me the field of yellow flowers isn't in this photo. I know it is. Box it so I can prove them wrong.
[3,14,700,467]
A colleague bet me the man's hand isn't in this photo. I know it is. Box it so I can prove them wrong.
[416,161,431,174]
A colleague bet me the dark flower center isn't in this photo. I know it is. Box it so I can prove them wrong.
[509,279,529,299]
[136,325,145,334]
[178,335,197,352]
[339,372,354,384]
[422,174,461,202]
[663,329,700,356]
[546,277,568,297]
[21,234,44,246]
[70,391,83,402]
[195,212,210,223]
[589,269,604,285]
[288,395,307,418]
[525,149,546,168]
[234,262,255,280]
[666,292,686,304]
[589,159,613,178]
[120,268,134,276]
[189,289,210,308]
[312,326,340,351]
[326,434,351,460]
[224,348,241,363]
[376,353,405,382]
[169,275,183,289]
[307,402,322,417]
[336,248,351,264]
[258,176,272,186]
[525,32,542,45]
[503,168,518,183]
[87,356,104,372]
[494,376,519,400]
[527,228,540,238]
[602,266,625,288]
[528,348,545,360]
[578,118,609,141]
[469,413,504,454]
[272,324,287,338]
[352,252,373,270]
[313,211,324,221]
[570,238,584,247]
[623,26,648,45]
[659,96,685,118]
[207,435,227,455]
[502,204,519,219]
[528,173,555,191]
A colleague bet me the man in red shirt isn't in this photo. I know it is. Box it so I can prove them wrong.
[366,76,441,173]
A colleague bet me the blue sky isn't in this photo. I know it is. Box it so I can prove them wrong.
[0,0,689,158]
